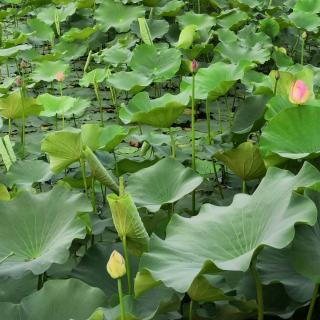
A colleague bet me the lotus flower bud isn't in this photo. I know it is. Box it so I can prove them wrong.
[289,80,309,105]
[15,76,22,87]
[302,31,307,40]
[55,71,65,82]
[106,250,126,279]
[278,47,287,54]
[20,60,28,70]
[190,59,199,73]
[275,71,280,81]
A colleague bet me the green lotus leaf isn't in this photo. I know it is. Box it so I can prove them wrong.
[37,93,90,117]
[154,0,185,17]
[217,9,248,29]
[260,106,320,160]
[72,242,139,297]
[257,247,314,303]
[36,3,77,25]
[79,68,106,87]
[260,17,280,38]
[129,44,181,82]
[0,91,43,120]
[272,47,294,68]
[27,18,54,42]
[95,0,145,32]
[41,129,82,173]
[177,11,216,34]
[139,162,320,292]
[0,279,107,320]
[81,123,131,152]
[61,26,98,42]
[31,60,70,82]
[0,44,32,58]
[294,0,320,13]
[0,186,91,278]
[0,184,10,201]
[96,46,132,65]
[232,95,268,134]
[215,142,266,181]
[131,19,169,41]
[107,71,152,92]
[107,192,149,255]
[6,159,52,187]
[215,26,272,64]
[120,91,190,128]
[176,24,197,49]
[53,39,88,61]
[289,11,320,32]
[126,157,203,212]
[291,190,320,283]
[181,61,251,100]
[264,96,296,121]
[98,285,181,320]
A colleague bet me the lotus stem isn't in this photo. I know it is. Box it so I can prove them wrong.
[83,50,92,74]
[19,86,26,159]
[306,283,319,320]
[117,278,125,320]
[242,180,247,194]
[122,235,132,295]
[301,32,306,65]
[8,118,11,136]
[205,98,211,145]
[251,262,264,320]
[189,300,194,320]
[197,0,200,13]
[268,0,272,7]
[169,127,176,158]
[213,161,224,199]
[191,73,196,214]
[93,80,104,127]
[91,177,96,214]
[113,151,119,177]
[80,158,89,198]
[58,81,64,129]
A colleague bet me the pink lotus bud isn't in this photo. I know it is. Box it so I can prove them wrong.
[289,80,309,105]
[15,76,22,87]
[55,71,65,82]
[190,59,199,73]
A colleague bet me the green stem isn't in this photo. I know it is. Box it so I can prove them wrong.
[91,177,96,214]
[197,0,200,13]
[306,283,319,320]
[59,81,64,129]
[20,87,25,158]
[205,98,211,145]
[268,0,272,7]
[169,127,176,158]
[189,300,194,320]
[80,158,89,198]
[113,151,119,177]
[274,78,279,95]
[93,80,104,127]
[8,118,11,136]
[122,236,132,295]
[191,73,196,215]
[301,36,305,65]
[213,161,224,199]
[118,278,125,320]
[251,262,264,320]
[242,180,247,194]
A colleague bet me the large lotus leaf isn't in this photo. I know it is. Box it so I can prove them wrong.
[119,91,190,128]
[6,159,52,187]
[154,0,185,16]
[0,44,32,58]
[36,3,77,25]
[260,106,320,160]
[81,123,131,152]
[215,26,272,64]
[41,129,82,173]
[107,192,149,255]
[175,24,197,49]
[232,95,268,134]
[79,68,106,87]
[129,44,181,82]
[181,61,250,100]
[177,11,216,34]
[97,46,132,65]
[0,91,43,120]
[53,40,88,61]
[107,71,152,92]
[131,19,169,41]
[31,60,70,82]
[294,0,320,12]
[217,9,248,29]
[289,11,320,32]
[95,0,145,32]
[126,157,203,212]
[291,190,320,283]
[257,247,314,303]
[27,18,54,42]
[264,96,296,121]
[72,242,139,297]
[0,186,91,278]
[215,142,266,181]
[139,162,320,292]
[98,285,181,320]
[37,93,90,117]
[0,279,107,320]
[61,26,98,42]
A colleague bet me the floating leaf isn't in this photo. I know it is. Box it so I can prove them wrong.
[31,60,70,82]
